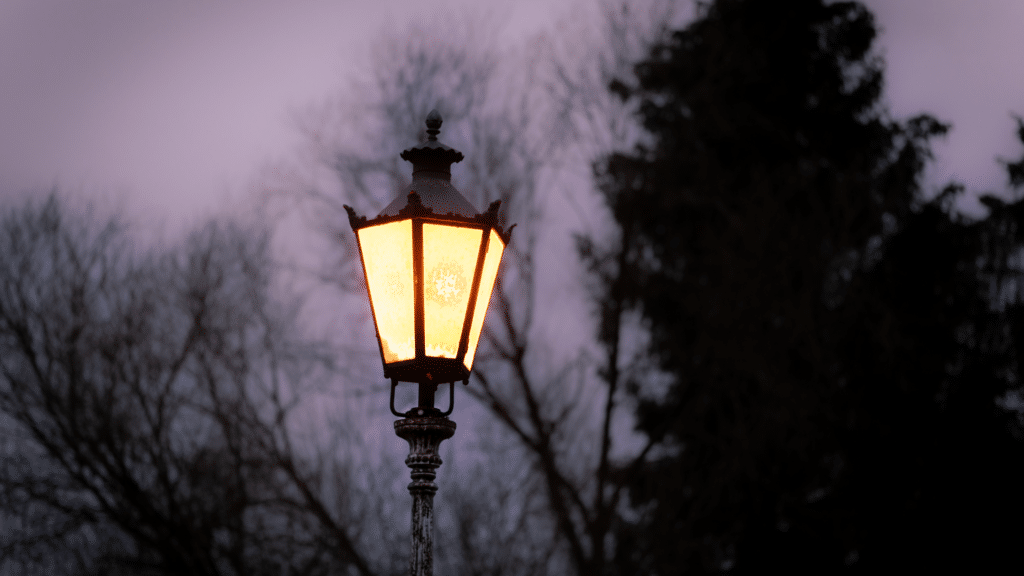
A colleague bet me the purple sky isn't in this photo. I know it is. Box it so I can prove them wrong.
[1,0,1023,227]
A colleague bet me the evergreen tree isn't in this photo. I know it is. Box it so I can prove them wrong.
[592,0,1024,572]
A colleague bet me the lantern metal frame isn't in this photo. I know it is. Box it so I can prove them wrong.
[344,195,513,392]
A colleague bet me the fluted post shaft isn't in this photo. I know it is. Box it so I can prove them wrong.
[395,412,456,576]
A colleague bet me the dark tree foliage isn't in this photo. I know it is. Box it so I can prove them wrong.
[829,185,1024,573]
[593,0,1024,573]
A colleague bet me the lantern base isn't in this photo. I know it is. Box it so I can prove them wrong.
[384,357,470,386]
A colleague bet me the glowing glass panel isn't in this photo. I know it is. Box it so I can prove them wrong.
[422,223,483,358]
[463,229,504,370]
[357,220,415,363]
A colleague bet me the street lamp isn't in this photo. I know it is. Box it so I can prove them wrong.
[344,109,512,576]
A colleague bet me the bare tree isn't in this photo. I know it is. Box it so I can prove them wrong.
[0,194,386,576]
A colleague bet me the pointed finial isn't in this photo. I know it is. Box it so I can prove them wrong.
[425,109,442,141]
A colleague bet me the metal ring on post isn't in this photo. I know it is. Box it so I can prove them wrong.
[389,379,405,417]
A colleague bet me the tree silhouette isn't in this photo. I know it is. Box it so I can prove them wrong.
[0,195,376,576]
[587,0,1023,572]
[829,181,1024,572]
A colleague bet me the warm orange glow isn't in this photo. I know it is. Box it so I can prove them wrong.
[422,223,483,358]
[358,220,415,363]
[464,229,504,370]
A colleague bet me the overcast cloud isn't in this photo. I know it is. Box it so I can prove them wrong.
[0,0,1022,226]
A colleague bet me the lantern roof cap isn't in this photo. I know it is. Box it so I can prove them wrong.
[399,109,465,170]
[379,110,477,219]
[345,110,515,244]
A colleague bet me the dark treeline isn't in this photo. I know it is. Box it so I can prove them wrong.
[589,0,1024,573]
[2,0,1024,574]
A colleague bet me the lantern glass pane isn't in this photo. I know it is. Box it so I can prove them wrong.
[357,220,415,363]
[464,229,505,371]
[422,223,483,359]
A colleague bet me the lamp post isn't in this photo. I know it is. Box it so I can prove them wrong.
[344,110,512,576]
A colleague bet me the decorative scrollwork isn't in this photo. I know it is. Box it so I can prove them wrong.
[343,204,367,230]
[397,192,435,218]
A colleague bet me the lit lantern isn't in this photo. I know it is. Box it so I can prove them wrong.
[345,110,513,394]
